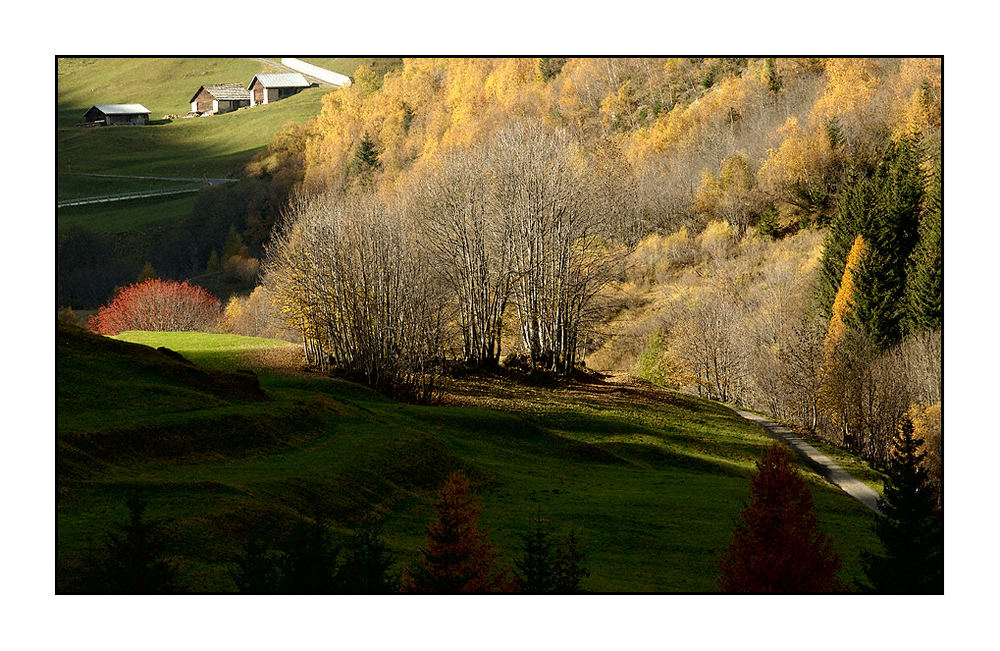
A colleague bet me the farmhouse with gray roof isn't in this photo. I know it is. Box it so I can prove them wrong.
[248,72,312,106]
[83,104,152,126]
[189,84,251,115]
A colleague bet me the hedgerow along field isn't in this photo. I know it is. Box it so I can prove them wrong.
[56,325,881,592]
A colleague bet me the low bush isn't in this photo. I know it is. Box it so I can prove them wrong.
[88,278,221,336]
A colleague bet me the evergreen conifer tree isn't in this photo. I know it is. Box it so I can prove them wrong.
[223,225,244,260]
[817,136,925,349]
[860,415,943,593]
[762,58,782,95]
[514,512,555,592]
[404,472,512,593]
[206,249,221,274]
[849,136,925,348]
[904,160,943,333]
[231,534,283,593]
[335,519,401,593]
[514,514,589,593]
[552,530,589,592]
[817,173,877,318]
[352,134,382,176]
[718,444,844,592]
[137,262,157,283]
[83,494,177,594]
[277,519,341,593]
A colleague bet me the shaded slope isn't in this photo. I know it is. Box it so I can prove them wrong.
[56,329,879,592]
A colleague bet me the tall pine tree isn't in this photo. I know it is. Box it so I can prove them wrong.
[335,519,401,593]
[351,133,382,180]
[904,159,943,333]
[860,414,943,593]
[817,136,926,350]
[849,136,925,348]
[277,518,341,593]
[514,512,554,592]
[513,513,589,593]
[83,495,177,594]
[817,172,879,319]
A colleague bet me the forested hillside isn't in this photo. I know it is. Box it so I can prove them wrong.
[227,57,942,480]
[61,56,943,496]
[253,57,939,226]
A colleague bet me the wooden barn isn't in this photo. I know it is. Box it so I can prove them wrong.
[83,104,152,126]
[189,83,251,115]
[247,73,311,107]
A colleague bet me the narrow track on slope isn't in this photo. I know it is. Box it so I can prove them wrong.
[728,406,884,515]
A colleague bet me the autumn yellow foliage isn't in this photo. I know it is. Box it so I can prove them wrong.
[809,58,882,127]
[907,401,942,493]
[697,220,735,260]
[626,67,763,163]
[888,59,942,141]
[271,57,939,222]
[756,117,835,197]
[823,234,866,367]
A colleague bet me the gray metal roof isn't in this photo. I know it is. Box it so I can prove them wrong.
[88,104,152,115]
[248,72,310,89]
[193,84,251,102]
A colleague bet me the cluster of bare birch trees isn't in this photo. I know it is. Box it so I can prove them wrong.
[264,190,446,399]
[264,120,638,396]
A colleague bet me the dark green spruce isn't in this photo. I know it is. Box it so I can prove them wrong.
[904,159,943,333]
[514,514,589,593]
[860,414,943,594]
[351,133,382,177]
[334,519,401,593]
[82,494,177,594]
[232,517,401,594]
[817,136,926,350]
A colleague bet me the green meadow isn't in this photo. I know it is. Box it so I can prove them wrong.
[58,194,200,232]
[56,58,348,234]
[57,86,330,178]
[57,57,284,126]
[57,175,199,201]
[57,326,881,592]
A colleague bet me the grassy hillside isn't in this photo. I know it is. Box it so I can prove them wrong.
[57,86,329,179]
[57,58,339,234]
[57,325,881,593]
[57,57,284,126]
[57,175,198,201]
[58,193,200,233]
[114,331,300,370]
[299,57,403,80]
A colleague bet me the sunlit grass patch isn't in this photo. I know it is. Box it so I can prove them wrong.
[113,331,300,371]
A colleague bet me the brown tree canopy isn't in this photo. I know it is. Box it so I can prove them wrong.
[404,472,513,593]
[718,443,844,592]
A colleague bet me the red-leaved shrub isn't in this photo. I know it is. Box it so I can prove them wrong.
[88,278,221,335]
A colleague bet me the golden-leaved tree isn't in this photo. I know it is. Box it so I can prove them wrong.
[821,234,866,445]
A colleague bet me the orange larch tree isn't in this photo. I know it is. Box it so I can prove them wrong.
[404,472,513,593]
[718,443,844,592]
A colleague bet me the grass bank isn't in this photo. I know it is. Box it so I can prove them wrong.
[57,326,880,592]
